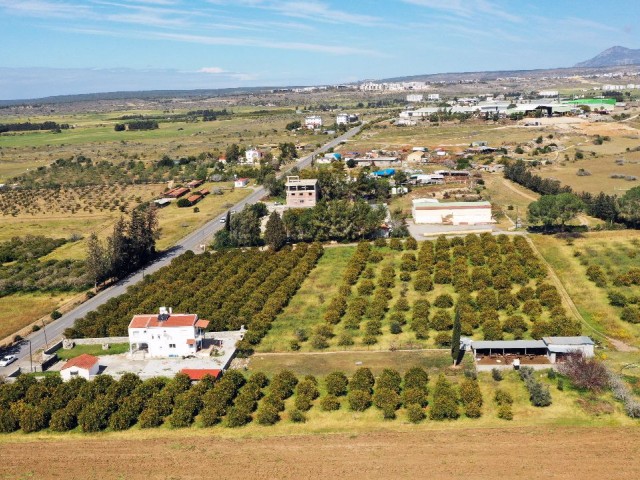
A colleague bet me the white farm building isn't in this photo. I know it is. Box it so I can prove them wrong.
[412,199,493,226]
[128,308,209,358]
[60,354,100,381]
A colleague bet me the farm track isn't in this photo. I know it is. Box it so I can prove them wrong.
[1,427,639,480]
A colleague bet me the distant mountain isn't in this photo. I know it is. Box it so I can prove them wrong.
[575,46,640,68]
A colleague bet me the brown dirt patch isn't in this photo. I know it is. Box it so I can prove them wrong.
[1,427,640,479]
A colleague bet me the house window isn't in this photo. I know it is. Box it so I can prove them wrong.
[70,371,78,376]
[169,344,176,348]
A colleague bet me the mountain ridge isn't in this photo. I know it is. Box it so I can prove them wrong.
[575,46,640,68]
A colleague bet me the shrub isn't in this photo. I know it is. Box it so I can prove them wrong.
[389,238,403,251]
[19,404,48,433]
[199,406,221,427]
[402,388,428,407]
[376,369,402,393]
[337,332,354,346]
[406,404,426,423]
[296,379,319,400]
[310,335,329,349]
[519,367,551,407]
[431,310,452,331]
[494,389,513,405]
[0,409,19,433]
[429,375,459,420]
[360,334,377,345]
[558,354,608,392]
[326,372,349,396]
[586,265,607,287]
[350,368,375,392]
[608,290,627,307]
[434,294,454,308]
[434,331,451,347]
[373,388,401,411]
[138,407,163,428]
[491,368,503,381]
[497,403,513,420]
[405,237,418,250]
[459,378,483,418]
[404,367,429,390]
[394,297,410,311]
[621,306,640,324]
[289,408,307,423]
[320,395,341,411]
[262,394,285,412]
[256,404,280,425]
[390,321,402,334]
[226,405,252,428]
[357,280,375,296]
[294,395,312,411]
[270,370,298,399]
[348,390,372,411]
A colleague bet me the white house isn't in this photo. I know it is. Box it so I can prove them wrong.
[304,115,322,129]
[412,199,493,226]
[128,308,210,358]
[427,93,440,101]
[336,113,350,125]
[234,178,250,188]
[60,354,100,381]
[244,148,262,165]
[406,94,423,102]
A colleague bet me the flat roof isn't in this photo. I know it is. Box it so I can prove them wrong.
[285,178,318,186]
[471,340,547,350]
[543,336,594,346]
[413,200,491,208]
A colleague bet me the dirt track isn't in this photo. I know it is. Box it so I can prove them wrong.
[1,427,639,480]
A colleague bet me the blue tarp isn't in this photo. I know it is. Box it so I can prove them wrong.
[373,168,395,177]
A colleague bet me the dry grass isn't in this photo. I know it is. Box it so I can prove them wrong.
[0,293,74,340]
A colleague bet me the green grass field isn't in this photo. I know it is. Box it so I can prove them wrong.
[256,246,356,352]
[249,349,465,376]
[56,342,130,360]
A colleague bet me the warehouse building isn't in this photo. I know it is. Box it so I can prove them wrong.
[411,199,493,226]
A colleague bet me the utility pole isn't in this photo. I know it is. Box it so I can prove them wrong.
[41,318,48,350]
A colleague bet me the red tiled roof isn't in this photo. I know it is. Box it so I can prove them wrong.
[186,339,196,345]
[195,319,210,329]
[61,353,98,371]
[129,314,198,329]
[180,369,221,381]
[187,194,202,203]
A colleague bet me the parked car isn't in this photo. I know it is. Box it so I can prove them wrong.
[0,355,16,367]
[219,217,226,224]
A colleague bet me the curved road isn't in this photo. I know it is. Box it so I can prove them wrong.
[1,124,364,374]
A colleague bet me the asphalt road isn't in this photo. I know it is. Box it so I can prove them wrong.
[0,124,363,374]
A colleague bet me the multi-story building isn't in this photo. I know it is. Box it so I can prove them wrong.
[128,308,209,358]
[285,176,318,208]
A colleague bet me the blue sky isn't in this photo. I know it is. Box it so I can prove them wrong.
[0,0,638,100]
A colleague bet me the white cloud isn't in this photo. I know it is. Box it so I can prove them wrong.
[198,67,226,74]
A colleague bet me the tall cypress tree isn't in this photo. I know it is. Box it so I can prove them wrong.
[85,233,107,290]
[264,211,287,251]
[451,307,461,366]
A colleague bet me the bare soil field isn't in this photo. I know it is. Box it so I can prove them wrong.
[1,427,638,480]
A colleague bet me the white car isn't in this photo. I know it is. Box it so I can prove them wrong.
[0,355,16,367]
[219,217,226,224]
